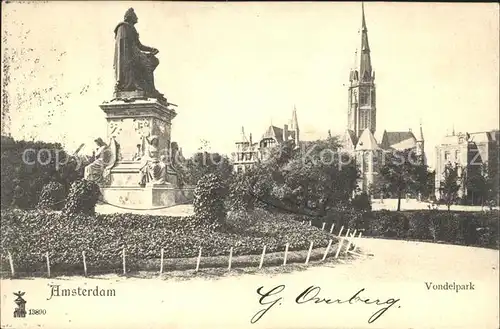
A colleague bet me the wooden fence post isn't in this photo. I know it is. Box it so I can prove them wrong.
[159,248,164,276]
[228,247,233,271]
[321,222,326,230]
[122,248,126,276]
[344,230,353,255]
[322,240,333,261]
[351,229,357,238]
[259,246,266,269]
[352,232,363,249]
[329,223,335,234]
[309,220,312,226]
[82,251,87,277]
[338,225,344,237]
[195,247,202,272]
[283,243,289,266]
[8,251,15,277]
[335,239,344,258]
[46,252,51,278]
[345,228,350,238]
[305,241,314,265]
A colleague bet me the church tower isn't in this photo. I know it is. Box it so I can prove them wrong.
[348,3,376,139]
[416,121,426,164]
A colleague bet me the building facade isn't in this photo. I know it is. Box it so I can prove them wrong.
[434,130,500,202]
[341,4,425,193]
[232,107,300,173]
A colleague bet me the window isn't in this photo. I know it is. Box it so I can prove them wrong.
[360,111,370,130]
[360,89,369,105]
[444,151,450,161]
[237,167,243,174]
[455,150,460,161]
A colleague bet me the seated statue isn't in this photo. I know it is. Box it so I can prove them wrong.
[139,135,166,186]
[114,8,163,99]
[84,137,118,183]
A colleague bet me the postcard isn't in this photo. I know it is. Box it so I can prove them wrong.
[1,2,499,329]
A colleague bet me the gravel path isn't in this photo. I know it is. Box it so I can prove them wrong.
[1,239,498,329]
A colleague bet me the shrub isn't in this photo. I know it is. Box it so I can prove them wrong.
[351,192,372,212]
[407,211,435,240]
[37,181,66,211]
[432,213,463,243]
[370,210,408,238]
[193,174,227,230]
[227,174,255,212]
[62,180,101,216]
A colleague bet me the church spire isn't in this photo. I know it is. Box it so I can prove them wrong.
[291,105,299,131]
[417,120,424,141]
[359,2,372,82]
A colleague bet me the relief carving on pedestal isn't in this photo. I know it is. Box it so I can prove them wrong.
[134,118,151,137]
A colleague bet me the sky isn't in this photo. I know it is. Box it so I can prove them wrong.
[2,1,499,169]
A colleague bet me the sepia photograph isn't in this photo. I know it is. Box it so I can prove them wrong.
[1,1,499,328]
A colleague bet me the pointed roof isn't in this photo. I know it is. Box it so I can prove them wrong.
[359,2,372,82]
[355,128,379,151]
[291,105,299,130]
[417,122,424,141]
[341,129,358,151]
[381,131,417,150]
[346,129,358,146]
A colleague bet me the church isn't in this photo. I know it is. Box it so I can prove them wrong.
[232,4,425,189]
[340,3,425,193]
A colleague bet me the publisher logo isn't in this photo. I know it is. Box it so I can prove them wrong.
[13,291,27,318]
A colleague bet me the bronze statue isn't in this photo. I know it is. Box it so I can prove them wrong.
[113,8,163,99]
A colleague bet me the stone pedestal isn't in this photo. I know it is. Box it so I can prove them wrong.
[97,97,193,208]
[100,98,176,161]
[101,184,195,208]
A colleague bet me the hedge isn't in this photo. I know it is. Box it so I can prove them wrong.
[303,209,499,249]
[0,208,335,274]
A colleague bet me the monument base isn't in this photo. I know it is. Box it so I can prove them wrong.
[100,184,195,209]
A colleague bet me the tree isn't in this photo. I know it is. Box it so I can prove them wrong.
[439,162,461,211]
[465,161,499,207]
[175,140,233,186]
[414,162,434,201]
[243,136,359,215]
[485,161,500,207]
[465,162,487,205]
[378,148,425,211]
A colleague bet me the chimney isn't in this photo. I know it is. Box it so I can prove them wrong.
[283,124,288,142]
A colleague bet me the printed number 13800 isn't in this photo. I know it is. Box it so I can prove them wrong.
[29,309,46,315]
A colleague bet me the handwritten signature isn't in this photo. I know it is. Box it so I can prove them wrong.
[251,285,400,324]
